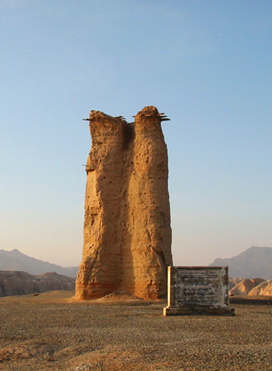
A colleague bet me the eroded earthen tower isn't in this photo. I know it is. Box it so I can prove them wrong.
[75,106,172,300]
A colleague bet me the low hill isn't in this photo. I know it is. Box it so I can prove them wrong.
[0,271,75,297]
[210,246,272,279]
[0,249,78,277]
[248,280,272,296]
[229,278,265,296]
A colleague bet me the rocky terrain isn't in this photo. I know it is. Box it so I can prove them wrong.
[211,246,272,279]
[0,291,271,370]
[76,106,172,300]
[0,249,78,277]
[0,271,75,297]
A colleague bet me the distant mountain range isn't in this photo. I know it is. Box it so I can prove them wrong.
[1,246,272,281]
[0,249,78,277]
[210,246,272,279]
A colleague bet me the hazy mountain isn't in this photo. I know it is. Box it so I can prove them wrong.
[0,249,78,277]
[210,246,272,279]
[0,271,75,297]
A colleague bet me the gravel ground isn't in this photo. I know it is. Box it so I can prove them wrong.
[0,291,271,370]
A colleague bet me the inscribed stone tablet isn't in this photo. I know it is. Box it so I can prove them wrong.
[163,266,235,316]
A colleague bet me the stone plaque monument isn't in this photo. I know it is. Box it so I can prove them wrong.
[163,266,235,316]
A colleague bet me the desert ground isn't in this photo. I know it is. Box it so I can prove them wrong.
[0,291,272,371]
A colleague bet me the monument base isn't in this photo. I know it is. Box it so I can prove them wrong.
[163,304,235,316]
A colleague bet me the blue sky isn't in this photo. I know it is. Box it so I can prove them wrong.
[1,0,271,266]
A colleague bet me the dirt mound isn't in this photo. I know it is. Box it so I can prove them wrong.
[70,290,159,305]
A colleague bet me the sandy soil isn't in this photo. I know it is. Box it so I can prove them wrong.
[0,291,272,370]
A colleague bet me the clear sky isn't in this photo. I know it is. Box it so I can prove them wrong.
[1,0,271,267]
